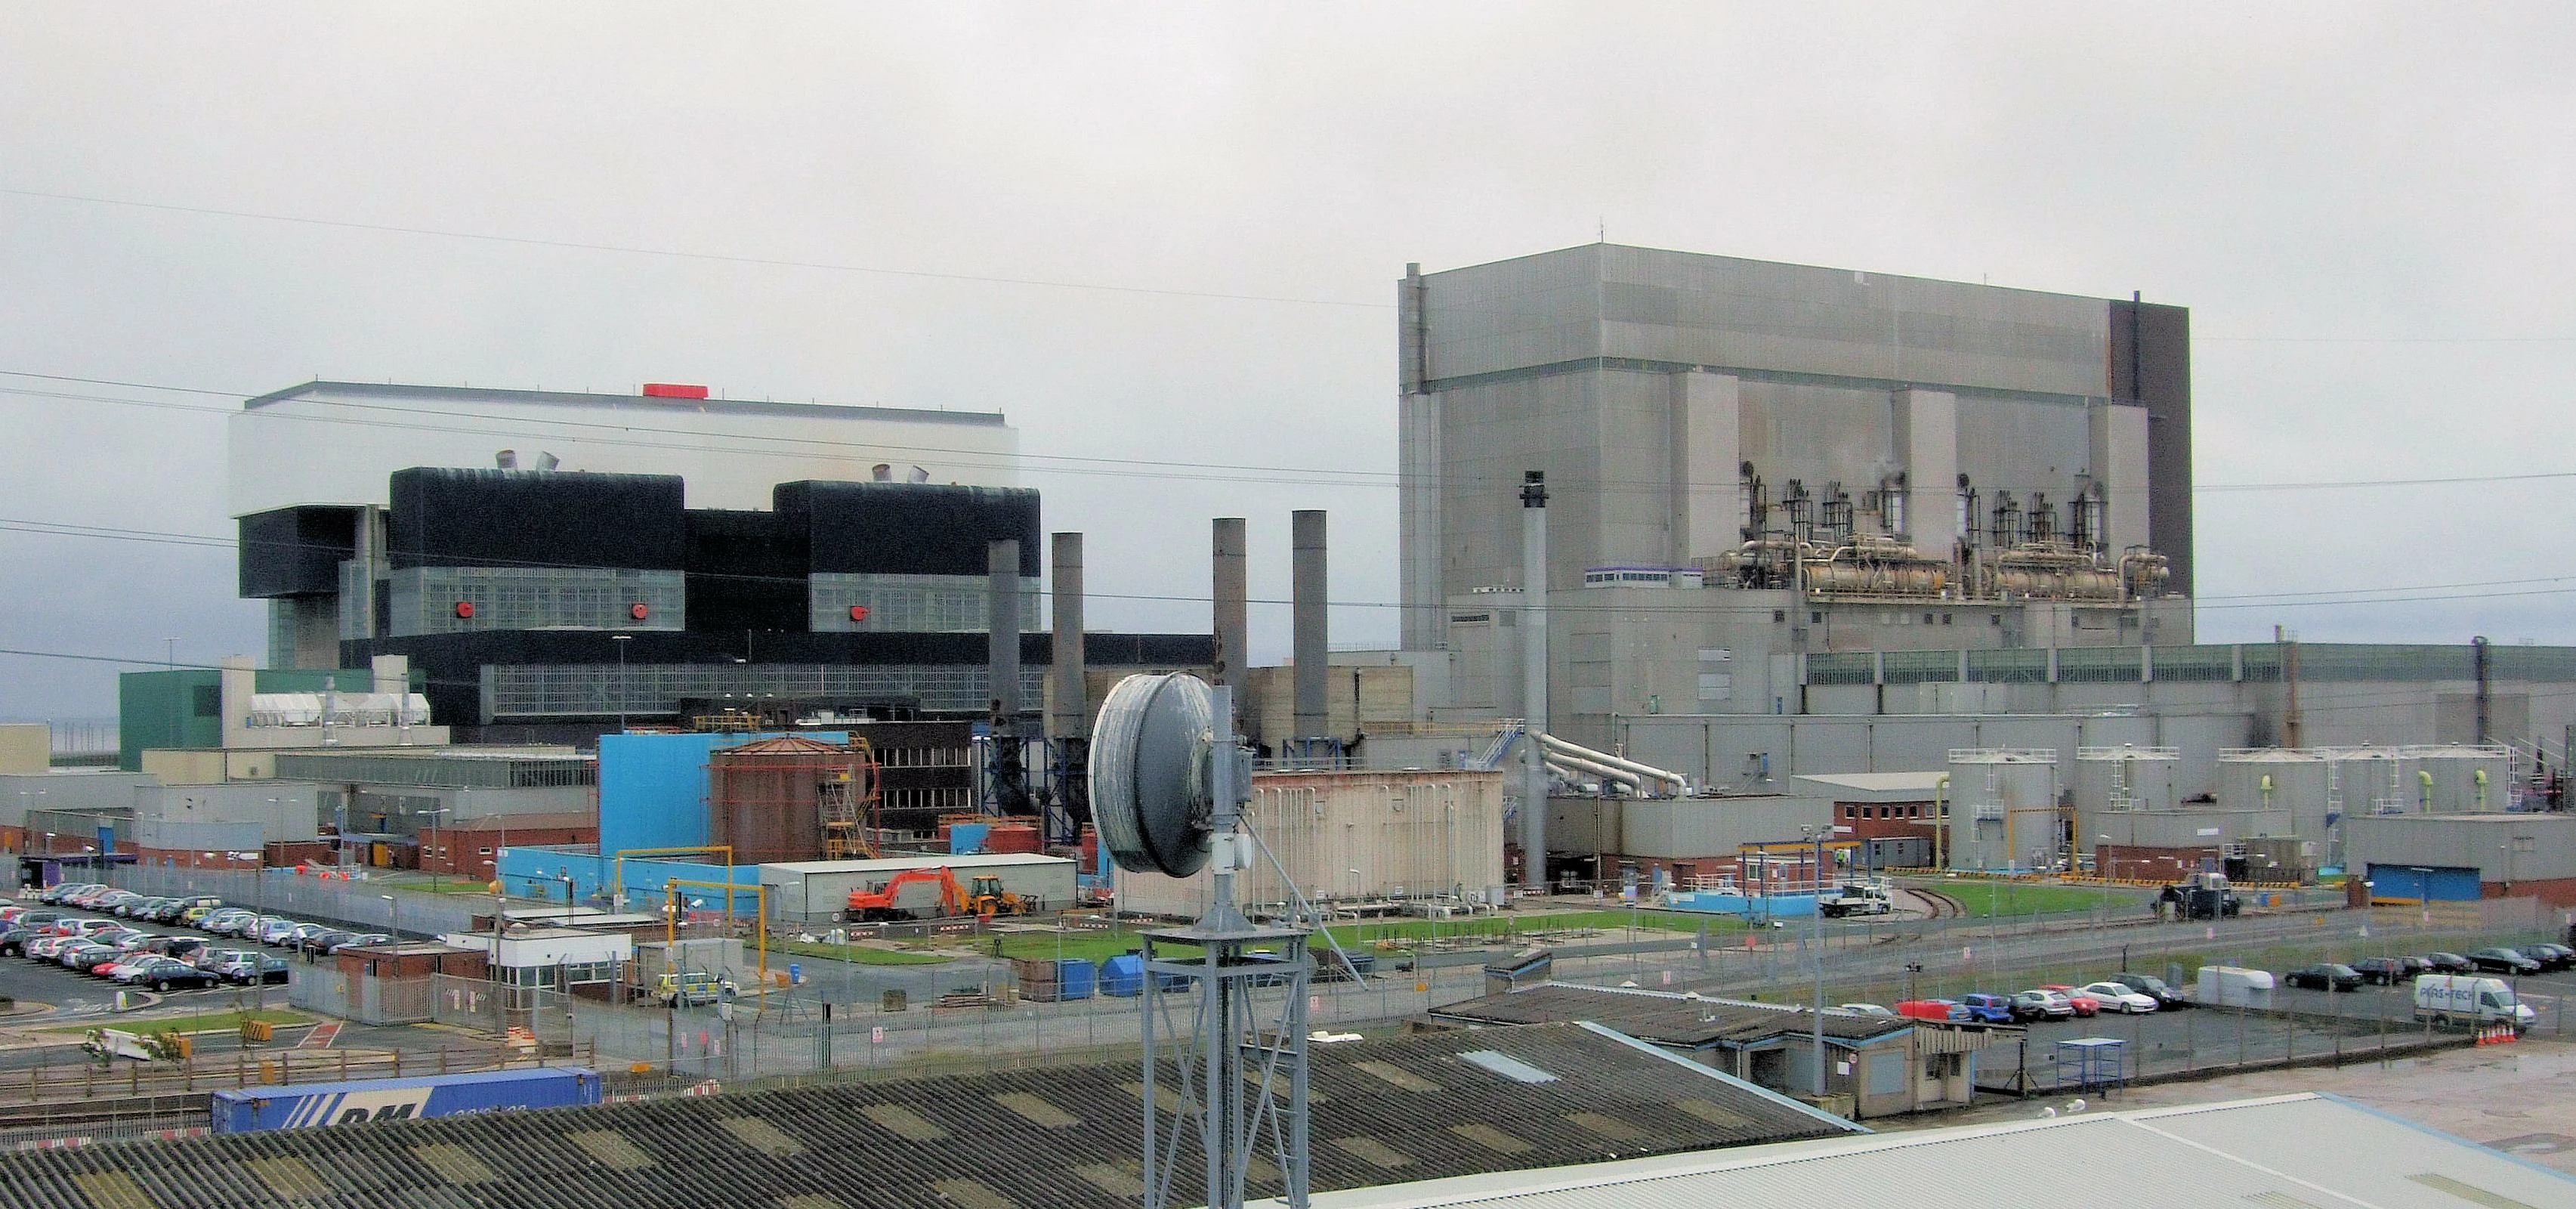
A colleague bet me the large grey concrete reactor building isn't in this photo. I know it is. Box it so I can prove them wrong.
[1399,243,2191,733]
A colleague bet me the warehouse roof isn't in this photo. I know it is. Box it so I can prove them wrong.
[1296,1093,2576,1208]
[1432,983,1917,1047]
[1792,771,1948,797]
[760,852,1075,875]
[0,1023,1855,1209]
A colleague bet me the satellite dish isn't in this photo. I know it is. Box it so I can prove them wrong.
[1090,673,1220,877]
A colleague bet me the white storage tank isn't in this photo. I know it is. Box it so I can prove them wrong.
[2324,746,2417,818]
[2414,744,2513,813]
[1945,749,2060,873]
[2216,748,2331,847]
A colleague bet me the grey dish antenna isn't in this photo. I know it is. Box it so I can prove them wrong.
[1090,672,1224,879]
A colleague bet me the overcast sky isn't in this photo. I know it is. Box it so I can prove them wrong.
[4,3,2573,722]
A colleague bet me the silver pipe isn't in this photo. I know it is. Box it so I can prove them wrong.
[1537,731,1689,792]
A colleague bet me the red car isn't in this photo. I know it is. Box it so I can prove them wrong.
[2040,984,2101,1017]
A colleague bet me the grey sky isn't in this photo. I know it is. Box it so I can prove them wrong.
[4,3,2572,720]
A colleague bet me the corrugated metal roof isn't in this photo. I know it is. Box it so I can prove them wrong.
[1434,983,1913,1047]
[0,1023,1850,1209]
[1289,1093,2576,1208]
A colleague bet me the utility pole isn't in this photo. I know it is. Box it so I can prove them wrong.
[1805,824,1827,1099]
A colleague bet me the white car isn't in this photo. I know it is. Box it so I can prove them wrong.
[1837,1002,1896,1016]
[256,917,301,945]
[2077,981,2160,1014]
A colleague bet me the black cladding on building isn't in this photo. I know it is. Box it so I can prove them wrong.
[236,468,1209,737]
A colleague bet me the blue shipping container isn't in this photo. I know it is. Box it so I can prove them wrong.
[211,1067,603,1133]
[950,822,991,855]
[1055,957,1096,1000]
[1100,954,1142,997]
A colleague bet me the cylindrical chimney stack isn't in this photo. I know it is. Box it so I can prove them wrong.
[1049,533,1087,741]
[1520,472,1549,889]
[988,538,1022,725]
[1212,518,1249,700]
[1293,509,1329,741]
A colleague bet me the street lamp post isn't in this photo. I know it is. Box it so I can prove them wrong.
[382,893,397,938]
[2099,834,2115,921]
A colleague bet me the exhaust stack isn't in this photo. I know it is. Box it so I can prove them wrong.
[1521,472,1549,889]
[1212,518,1248,703]
[1293,509,1329,743]
[1049,533,1086,740]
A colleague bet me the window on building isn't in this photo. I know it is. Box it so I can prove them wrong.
[1812,611,1823,623]
[477,846,493,857]
[1941,614,1954,625]
[1773,610,1786,623]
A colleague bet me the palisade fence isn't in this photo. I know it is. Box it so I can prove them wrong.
[103,865,481,938]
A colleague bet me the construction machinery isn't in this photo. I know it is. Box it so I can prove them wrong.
[844,867,967,923]
[965,874,1033,917]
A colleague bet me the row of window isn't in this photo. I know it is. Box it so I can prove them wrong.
[1841,802,1928,821]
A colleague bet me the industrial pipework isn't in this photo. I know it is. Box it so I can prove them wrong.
[1536,732,1689,796]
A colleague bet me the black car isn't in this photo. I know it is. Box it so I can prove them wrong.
[0,928,38,958]
[2423,951,2476,974]
[300,930,359,956]
[2350,957,2428,985]
[2469,948,2541,976]
[2108,972,2191,1009]
[2283,963,2363,991]
[119,956,218,991]
[2522,942,2574,971]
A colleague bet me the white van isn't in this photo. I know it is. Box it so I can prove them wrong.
[2414,974,2536,1031]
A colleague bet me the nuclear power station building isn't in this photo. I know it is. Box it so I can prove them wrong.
[1398,243,2194,738]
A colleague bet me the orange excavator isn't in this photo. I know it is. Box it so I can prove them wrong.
[845,867,967,922]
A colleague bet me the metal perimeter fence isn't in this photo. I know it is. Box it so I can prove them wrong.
[96,865,481,938]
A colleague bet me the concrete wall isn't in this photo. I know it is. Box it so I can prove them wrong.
[1613,710,2254,799]
[1621,794,1832,859]
[1114,769,1506,918]
[2346,814,2576,883]
[0,725,46,775]
[759,854,1078,925]
[137,781,326,843]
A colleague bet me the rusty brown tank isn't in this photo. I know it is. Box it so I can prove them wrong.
[706,736,871,864]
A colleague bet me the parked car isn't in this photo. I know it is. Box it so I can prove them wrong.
[2469,948,2541,976]
[330,933,391,954]
[0,928,41,957]
[2423,951,2476,974]
[26,935,71,960]
[1957,994,2018,1024]
[11,910,62,930]
[1896,999,1969,1022]
[1837,1003,1896,1016]
[218,953,289,985]
[2521,942,2574,971]
[284,923,334,950]
[64,945,125,973]
[113,956,218,991]
[36,883,82,905]
[199,908,256,935]
[255,918,301,946]
[178,901,227,926]
[2283,963,2363,991]
[196,947,255,972]
[2011,989,2077,1022]
[2040,985,2100,1016]
[2107,974,2185,1010]
[2076,981,2160,1013]
[2349,957,2427,985]
[301,930,359,956]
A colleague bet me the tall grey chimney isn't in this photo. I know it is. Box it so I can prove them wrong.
[1049,532,1086,740]
[987,539,1021,723]
[1292,510,1329,741]
[1212,518,1248,700]
[1521,472,1549,889]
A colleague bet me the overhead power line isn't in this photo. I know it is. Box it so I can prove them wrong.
[6,371,2574,499]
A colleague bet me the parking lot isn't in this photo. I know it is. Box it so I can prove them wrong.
[1981,964,2576,1093]
[0,889,344,1018]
